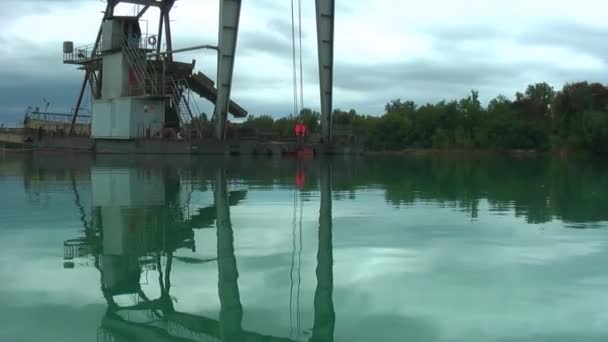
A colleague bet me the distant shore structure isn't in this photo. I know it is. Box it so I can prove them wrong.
[0,0,361,155]
[63,0,336,143]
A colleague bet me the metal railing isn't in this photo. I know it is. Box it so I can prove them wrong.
[63,43,100,64]
[184,78,203,117]
[182,79,204,137]
[26,110,91,125]
[122,35,159,96]
[64,34,157,64]
[169,79,192,125]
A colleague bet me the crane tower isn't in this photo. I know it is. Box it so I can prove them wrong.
[63,0,335,144]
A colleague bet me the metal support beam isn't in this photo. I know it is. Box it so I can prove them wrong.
[164,12,173,62]
[310,160,336,342]
[70,74,89,135]
[315,0,335,145]
[215,169,244,342]
[146,45,217,58]
[136,5,150,18]
[156,12,164,58]
[107,0,116,16]
[116,0,164,8]
[214,0,242,141]
[70,1,112,135]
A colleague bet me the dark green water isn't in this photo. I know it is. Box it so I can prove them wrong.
[1,152,608,342]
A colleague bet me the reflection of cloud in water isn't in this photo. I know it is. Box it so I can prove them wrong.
[0,304,106,342]
[2,155,608,341]
[337,247,430,283]
[0,228,102,306]
[324,197,608,341]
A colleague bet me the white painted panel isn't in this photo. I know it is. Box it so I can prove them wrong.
[93,97,166,139]
[92,100,112,138]
[92,99,130,139]
[101,207,127,255]
[101,53,128,99]
[130,98,165,138]
[91,167,165,207]
[101,20,122,52]
[112,98,132,138]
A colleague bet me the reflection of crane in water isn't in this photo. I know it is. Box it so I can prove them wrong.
[64,163,335,341]
[63,167,247,267]
[311,161,335,342]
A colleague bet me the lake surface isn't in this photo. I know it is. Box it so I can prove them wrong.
[1,152,608,342]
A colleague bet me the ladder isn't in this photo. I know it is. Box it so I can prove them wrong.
[122,35,158,95]
[185,80,205,139]
[170,79,204,138]
[170,79,193,126]
[87,70,100,99]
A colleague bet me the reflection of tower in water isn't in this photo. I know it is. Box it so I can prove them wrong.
[311,161,335,342]
[63,163,335,342]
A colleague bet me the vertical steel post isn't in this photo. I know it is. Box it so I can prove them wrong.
[156,11,164,59]
[214,0,242,141]
[164,12,173,62]
[315,0,335,145]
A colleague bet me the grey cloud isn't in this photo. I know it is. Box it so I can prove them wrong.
[2,1,608,121]
[324,19,608,107]
[228,97,296,117]
[0,75,80,124]
[239,30,294,58]
[425,24,505,43]
[518,20,608,63]
[336,1,357,14]
[333,60,518,91]
[239,13,314,60]
[266,17,310,42]
[331,57,607,108]
[267,17,299,42]
[0,0,81,19]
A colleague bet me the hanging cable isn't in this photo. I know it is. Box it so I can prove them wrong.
[298,0,305,116]
[289,0,302,315]
[298,0,304,117]
[290,0,299,118]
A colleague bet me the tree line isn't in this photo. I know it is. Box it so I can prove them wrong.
[203,81,608,154]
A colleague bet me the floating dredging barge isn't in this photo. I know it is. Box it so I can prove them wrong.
[0,0,361,156]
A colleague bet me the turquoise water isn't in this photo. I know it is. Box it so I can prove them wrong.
[1,152,608,342]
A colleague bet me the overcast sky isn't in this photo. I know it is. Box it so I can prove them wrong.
[1,0,608,125]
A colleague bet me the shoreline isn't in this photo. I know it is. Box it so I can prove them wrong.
[363,148,594,159]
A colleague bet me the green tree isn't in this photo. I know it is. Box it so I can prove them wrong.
[581,110,608,154]
[242,115,275,132]
[299,108,320,133]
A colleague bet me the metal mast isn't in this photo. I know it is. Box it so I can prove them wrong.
[316,0,335,145]
[214,0,242,140]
